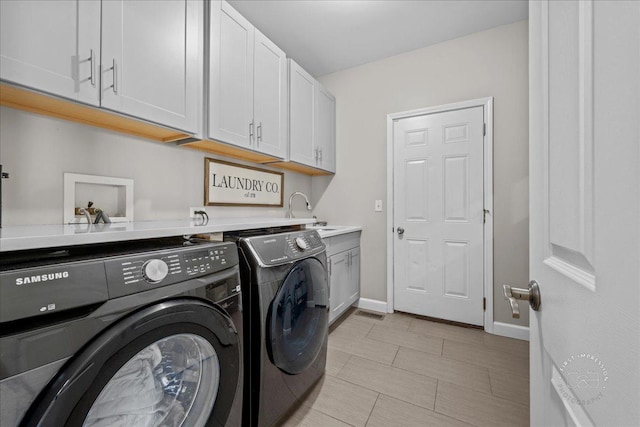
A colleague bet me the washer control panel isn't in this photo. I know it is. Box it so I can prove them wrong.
[104,242,238,298]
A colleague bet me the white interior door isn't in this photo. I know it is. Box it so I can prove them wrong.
[529,1,639,426]
[393,106,484,326]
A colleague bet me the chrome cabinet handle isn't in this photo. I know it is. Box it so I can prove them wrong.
[318,148,323,163]
[87,49,96,87]
[503,280,541,319]
[249,121,254,144]
[314,148,319,163]
[107,59,117,93]
[257,122,262,143]
[397,227,405,235]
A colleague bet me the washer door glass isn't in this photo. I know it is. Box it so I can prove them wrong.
[268,257,329,374]
[83,334,219,427]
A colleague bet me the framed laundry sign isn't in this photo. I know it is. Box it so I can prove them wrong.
[205,158,284,207]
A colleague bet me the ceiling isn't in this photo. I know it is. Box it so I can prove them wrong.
[228,0,528,77]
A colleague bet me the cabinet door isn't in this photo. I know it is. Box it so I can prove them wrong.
[288,60,316,166]
[101,0,202,133]
[315,82,336,173]
[328,253,349,324]
[0,0,100,105]
[253,29,287,159]
[209,0,254,148]
[346,247,361,304]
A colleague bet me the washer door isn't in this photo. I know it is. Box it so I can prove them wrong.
[268,258,329,375]
[21,299,240,427]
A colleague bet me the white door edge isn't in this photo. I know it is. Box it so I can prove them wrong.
[493,321,530,342]
[385,96,494,332]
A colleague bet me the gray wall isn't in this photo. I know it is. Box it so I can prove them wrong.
[0,107,313,225]
[312,20,529,327]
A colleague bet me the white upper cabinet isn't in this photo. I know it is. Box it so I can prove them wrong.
[209,1,254,149]
[288,59,336,173]
[209,1,287,159]
[253,30,288,159]
[315,82,336,173]
[0,0,101,106]
[288,60,316,166]
[101,0,202,133]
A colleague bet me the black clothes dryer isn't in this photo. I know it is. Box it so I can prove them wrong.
[235,230,328,427]
[0,238,243,427]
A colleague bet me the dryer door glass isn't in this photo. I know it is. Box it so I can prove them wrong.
[268,257,329,374]
[83,334,219,427]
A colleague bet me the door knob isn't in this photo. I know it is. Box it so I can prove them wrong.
[397,227,405,235]
[503,280,541,319]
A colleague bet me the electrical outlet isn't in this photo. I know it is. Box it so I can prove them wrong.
[189,207,207,219]
[375,200,383,212]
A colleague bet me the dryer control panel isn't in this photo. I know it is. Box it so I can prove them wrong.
[243,230,325,267]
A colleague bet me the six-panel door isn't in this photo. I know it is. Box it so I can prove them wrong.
[393,106,485,326]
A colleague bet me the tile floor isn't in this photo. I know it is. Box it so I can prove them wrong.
[279,310,530,427]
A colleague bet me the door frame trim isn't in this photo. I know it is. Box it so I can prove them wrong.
[385,97,494,332]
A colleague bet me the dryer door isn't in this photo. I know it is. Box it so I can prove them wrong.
[20,299,240,427]
[268,257,329,374]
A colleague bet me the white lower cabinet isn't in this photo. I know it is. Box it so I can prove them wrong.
[326,232,361,325]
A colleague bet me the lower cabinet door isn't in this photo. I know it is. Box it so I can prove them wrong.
[328,252,349,324]
[346,247,360,304]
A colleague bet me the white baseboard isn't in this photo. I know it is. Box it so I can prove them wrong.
[492,321,530,341]
[356,298,387,314]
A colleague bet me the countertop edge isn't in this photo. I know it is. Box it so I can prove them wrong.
[306,225,363,239]
[0,218,316,252]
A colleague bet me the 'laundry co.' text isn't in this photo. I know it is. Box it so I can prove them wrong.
[211,174,280,193]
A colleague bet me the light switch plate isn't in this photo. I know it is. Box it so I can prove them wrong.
[375,200,383,212]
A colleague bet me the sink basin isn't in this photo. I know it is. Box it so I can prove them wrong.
[305,225,362,237]
[311,227,338,232]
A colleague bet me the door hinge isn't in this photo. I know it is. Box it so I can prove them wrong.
[483,123,486,136]
[483,297,486,311]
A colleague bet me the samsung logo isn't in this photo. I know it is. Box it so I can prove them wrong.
[15,271,69,286]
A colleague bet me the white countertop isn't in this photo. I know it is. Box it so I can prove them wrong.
[305,225,363,238]
[0,217,316,252]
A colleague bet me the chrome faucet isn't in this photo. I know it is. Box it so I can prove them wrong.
[288,192,312,219]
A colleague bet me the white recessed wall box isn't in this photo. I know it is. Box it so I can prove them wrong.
[63,173,134,224]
